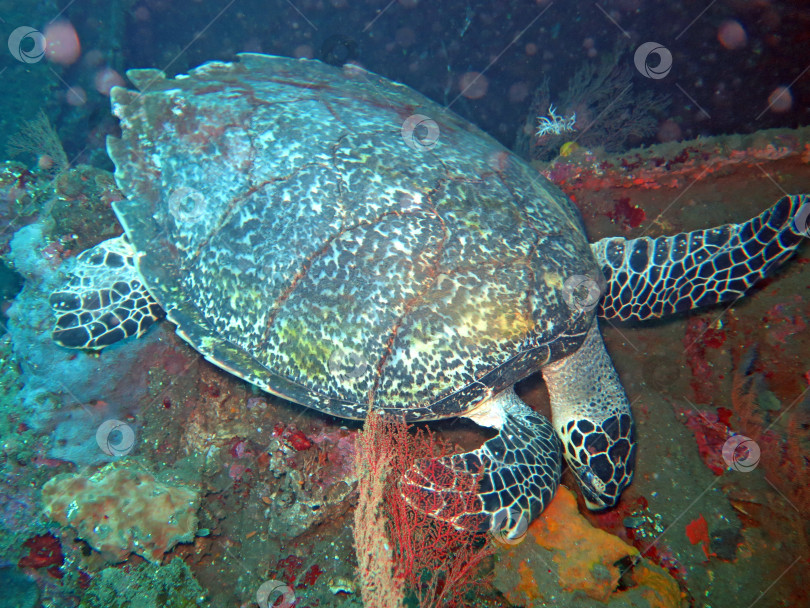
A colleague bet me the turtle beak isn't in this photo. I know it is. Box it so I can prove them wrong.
[572,465,611,510]
[584,497,609,511]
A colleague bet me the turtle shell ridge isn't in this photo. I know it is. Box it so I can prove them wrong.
[107,53,597,420]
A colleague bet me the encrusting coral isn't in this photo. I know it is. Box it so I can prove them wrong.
[41,464,199,563]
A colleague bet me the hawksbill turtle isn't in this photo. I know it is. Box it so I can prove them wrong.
[49,54,807,537]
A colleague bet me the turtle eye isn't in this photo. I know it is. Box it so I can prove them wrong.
[577,464,606,494]
[574,465,610,510]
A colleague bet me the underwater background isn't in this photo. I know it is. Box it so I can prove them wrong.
[1,1,809,607]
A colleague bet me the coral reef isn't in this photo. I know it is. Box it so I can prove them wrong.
[0,161,56,253]
[78,557,206,608]
[537,126,810,198]
[41,465,200,563]
[47,165,123,254]
[0,52,805,605]
[551,129,810,606]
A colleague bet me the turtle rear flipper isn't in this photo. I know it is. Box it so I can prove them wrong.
[401,388,561,539]
[594,194,808,322]
[50,236,164,349]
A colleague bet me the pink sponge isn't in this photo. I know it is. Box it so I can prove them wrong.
[42,465,199,563]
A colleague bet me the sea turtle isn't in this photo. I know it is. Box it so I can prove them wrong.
[49,54,807,537]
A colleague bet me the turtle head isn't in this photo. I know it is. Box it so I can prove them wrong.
[559,413,636,510]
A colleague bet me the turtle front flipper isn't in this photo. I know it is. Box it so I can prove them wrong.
[542,325,636,510]
[401,388,562,539]
[594,194,808,322]
[50,236,164,349]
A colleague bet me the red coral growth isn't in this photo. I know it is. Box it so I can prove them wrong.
[607,197,646,229]
[543,135,807,195]
[586,494,688,585]
[299,564,323,588]
[587,494,648,543]
[227,437,251,459]
[546,161,578,184]
[685,514,713,559]
[18,533,64,579]
[287,430,313,451]
[639,543,687,584]
[78,570,92,589]
[269,555,323,591]
[274,554,304,586]
[41,240,73,269]
[273,423,313,451]
[684,317,726,404]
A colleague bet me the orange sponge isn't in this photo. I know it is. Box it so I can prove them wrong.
[528,485,639,601]
[499,486,684,607]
